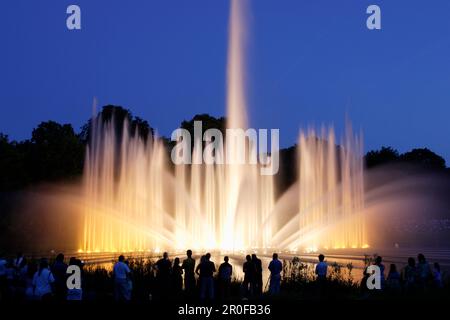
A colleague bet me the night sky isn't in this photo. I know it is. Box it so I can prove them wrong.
[1,0,450,162]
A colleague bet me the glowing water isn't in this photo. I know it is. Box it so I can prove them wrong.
[81,0,366,253]
[296,126,366,251]
[82,118,168,252]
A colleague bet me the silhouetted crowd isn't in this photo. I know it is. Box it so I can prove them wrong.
[0,250,446,302]
[0,250,284,302]
[0,252,84,301]
[147,251,282,302]
[360,253,444,297]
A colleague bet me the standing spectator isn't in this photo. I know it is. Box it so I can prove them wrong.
[432,262,443,289]
[402,257,417,293]
[155,252,172,299]
[360,266,371,299]
[196,253,215,301]
[268,253,282,295]
[416,254,432,291]
[124,260,132,300]
[113,255,131,301]
[242,255,255,297]
[252,254,263,296]
[181,250,196,297]
[196,255,206,297]
[51,253,68,300]
[171,257,183,298]
[15,257,28,299]
[386,264,401,293]
[218,256,232,300]
[374,256,385,290]
[315,254,327,295]
[32,258,55,300]
[24,261,37,300]
[315,254,328,280]
[66,257,83,301]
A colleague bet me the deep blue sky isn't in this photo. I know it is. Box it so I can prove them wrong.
[1,0,450,162]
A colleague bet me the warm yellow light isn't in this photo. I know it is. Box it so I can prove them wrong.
[79,0,366,254]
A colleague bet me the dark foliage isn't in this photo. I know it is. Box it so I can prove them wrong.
[179,113,226,151]
[365,146,446,170]
[79,105,154,144]
[401,148,446,169]
[365,146,400,168]
[0,121,84,190]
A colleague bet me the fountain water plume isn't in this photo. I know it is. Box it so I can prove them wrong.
[296,125,366,251]
[80,0,366,253]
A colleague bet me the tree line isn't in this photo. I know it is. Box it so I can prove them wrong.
[0,105,447,192]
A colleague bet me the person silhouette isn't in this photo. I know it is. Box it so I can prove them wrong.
[218,256,232,300]
[402,257,417,293]
[433,262,443,289]
[171,257,183,299]
[196,253,215,301]
[181,249,196,297]
[24,260,37,300]
[32,258,55,301]
[252,254,263,296]
[242,255,255,297]
[67,257,83,300]
[268,253,282,295]
[374,256,385,290]
[155,252,172,299]
[315,254,327,280]
[113,255,131,301]
[416,253,431,291]
[195,255,206,296]
[315,253,327,296]
[51,253,68,301]
[386,263,401,293]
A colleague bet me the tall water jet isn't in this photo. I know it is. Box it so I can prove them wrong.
[223,0,253,250]
[80,0,365,254]
[171,0,275,251]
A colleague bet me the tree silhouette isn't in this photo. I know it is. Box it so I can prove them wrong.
[172,114,227,154]
[401,148,446,169]
[181,114,226,142]
[30,121,84,182]
[80,105,154,144]
[1,110,449,193]
[0,134,28,190]
[365,146,400,168]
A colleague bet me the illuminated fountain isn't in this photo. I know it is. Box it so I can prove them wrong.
[296,126,366,251]
[80,0,366,253]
